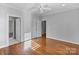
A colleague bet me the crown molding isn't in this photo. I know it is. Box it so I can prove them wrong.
[0,3,24,12]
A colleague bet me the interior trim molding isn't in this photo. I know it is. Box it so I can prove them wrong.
[47,36,79,45]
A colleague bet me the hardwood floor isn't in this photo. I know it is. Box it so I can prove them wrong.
[32,36,79,55]
[0,36,79,55]
[0,40,37,55]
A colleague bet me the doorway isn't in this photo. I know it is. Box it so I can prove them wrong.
[41,20,46,37]
[9,16,21,45]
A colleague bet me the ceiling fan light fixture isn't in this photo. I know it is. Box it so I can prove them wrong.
[62,4,65,6]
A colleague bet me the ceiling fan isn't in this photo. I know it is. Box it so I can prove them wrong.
[29,3,51,13]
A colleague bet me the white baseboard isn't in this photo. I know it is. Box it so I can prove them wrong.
[47,36,79,45]
[0,44,9,49]
[1,32,79,49]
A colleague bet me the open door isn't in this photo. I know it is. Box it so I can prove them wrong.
[15,18,21,42]
[9,16,21,45]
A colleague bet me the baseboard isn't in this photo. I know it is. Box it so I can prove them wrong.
[32,35,79,45]
[47,36,79,45]
[0,44,9,49]
[0,41,25,49]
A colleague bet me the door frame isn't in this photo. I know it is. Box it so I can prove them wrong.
[7,14,22,45]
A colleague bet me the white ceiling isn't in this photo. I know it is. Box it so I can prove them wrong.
[7,3,34,10]
[1,3,79,15]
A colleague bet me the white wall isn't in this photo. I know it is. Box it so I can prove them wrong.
[0,6,8,48]
[23,11,32,33]
[31,13,41,38]
[23,10,32,40]
[0,5,24,48]
[23,10,42,39]
[46,9,79,44]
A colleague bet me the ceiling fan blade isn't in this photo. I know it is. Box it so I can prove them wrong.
[28,3,40,11]
[43,8,51,10]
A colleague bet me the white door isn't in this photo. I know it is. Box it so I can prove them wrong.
[16,18,21,42]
